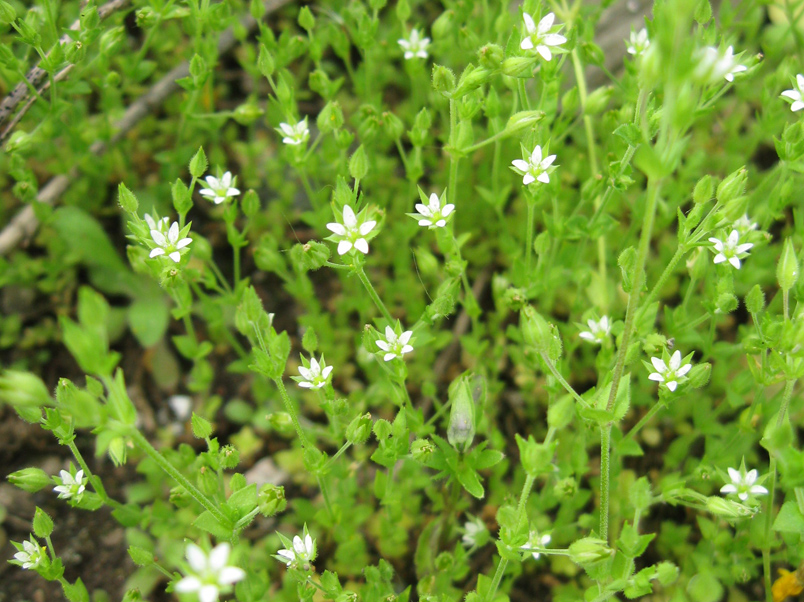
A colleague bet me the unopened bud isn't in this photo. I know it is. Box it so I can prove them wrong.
[347,412,373,444]
[777,238,800,293]
[258,484,287,516]
[432,64,456,95]
[8,467,52,492]
[568,537,613,566]
[705,496,755,518]
[505,110,545,135]
[447,375,476,452]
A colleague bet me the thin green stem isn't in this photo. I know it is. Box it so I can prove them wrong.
[600,426,612,540]
[484,475,535,602]
[463,129,509,154]
[636,246,686,320]
[273,377,310,448]
[317,475,335,519]
[621,401,667,444]
[599,176,663,542]
[355,265,394,324]
[206,259,233,295]
[448,99,460,209]
[66,440,122,509]
[525,198,535,275]
[539,351,588,408]
[128,429,229,527]
[763,456,777,602]
[322,441,353,471]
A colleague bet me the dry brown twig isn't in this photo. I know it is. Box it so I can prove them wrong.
[0,0,131,128]
[0,0,292,256]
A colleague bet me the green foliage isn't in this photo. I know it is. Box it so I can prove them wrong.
[1,0,802,600]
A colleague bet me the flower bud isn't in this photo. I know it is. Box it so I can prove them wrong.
[349,145,369,181]
[504,111,545,135]
[258,484,287,516]
[777,238,800,293]
[716,167,747,205]
[745,284,765,314]
[233,102,264,125]
[478,43,504,69]
[33,507,54,538]
[0,0,16,25]
[431,10,454,40]
[242,190,260,218]
[484,87,501,118]
[447,376,476,452]
[347,412,373,444]
[317,101,344,133]
[135,6,157,28]
[411,438,435,463]
[431,64,456,95]
[585,86,613,115]
[453,65,492,98]
[501,57,535,78]
[15,18,40,47]
[705,496,755,518]
[268,412,295,436]
[0,370,52,409]
[298,6,315,32]
[8,467,52,492]
[520,306,562,361]
[219,445,240,469]
[6,130,34,153]
[693,175,715,204]
[568,537,613,566]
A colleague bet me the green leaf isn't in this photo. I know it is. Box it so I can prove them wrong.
[63,578,90,602]
[193,510,232,540]
[189,147,208,178]
[773,501,804,533]
[128,296,169,348]
[128,546,154,567]
[227,484,258,518]
[456,463,484,498]
[33,507,54,538]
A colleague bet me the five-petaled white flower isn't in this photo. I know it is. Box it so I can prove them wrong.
[150,221,192,263]
[781,74,804,112]
[461,515,488,548]
[521,530,552,560]
[13,538,44,570]
[54,469,86,500]
[626,28,650,56]
[647,350,692,393]
[199,172,240,205]
[579,316,611,344]
[512,145,557,186]
[175,543,245,602]
[398,28,430,60]
[295,355,333,389]
[376,326,414,361]
[277,119,310,146]
[520,12,567,61]
[709,230,753,269]
[410,192,455,228]
[276,531,316,568]
[720,467,768,501]
[695,45,747,83]
[325,205,377,255]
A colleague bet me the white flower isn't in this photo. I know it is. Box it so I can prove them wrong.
[144,213,170,234]
[295,355,333,389]
[54,469,86,500]
[276,532,316,568]
[175,543,245,602]
[149,221,192,263]
[461,516,488,548]
[733,214,758,235]
[410,192,454,228]
[398,28,430,60]
[511,145,556,186]
[325,205,377,255]
[626,28,650,56]
[694,45,746,83]
[199,172,240,205]
[647,350,692,393]
[579,316,610,344]
[277,118,310,146]
[521,530,551,560]
[709,230,753,269]
[13,538,44,570]
[781,74,804,112]
[520,12,567,61]
[720,467,768,501]
[376,326,414,361]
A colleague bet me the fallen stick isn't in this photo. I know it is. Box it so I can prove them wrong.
[0,0,131,128]
[0,0,291,256]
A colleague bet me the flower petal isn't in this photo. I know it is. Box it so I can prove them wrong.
[520,37,534,50]
[186,544,207,572]
[537,45,552,61]
[219,566,246,584]
[650,357,667,372]
[359,221,376,235]
[522,12,536,33]
[512,159,529,172]
[326,222,347,236]
[354,238,369,254]
[175,576,202,593]
[337,240,353,255]
[342,205,357,227]
[209,544,230,571]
